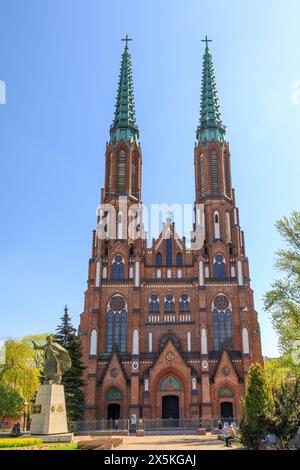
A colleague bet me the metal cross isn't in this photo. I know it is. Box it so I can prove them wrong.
[201,35,212,48]
[122,34,132,47]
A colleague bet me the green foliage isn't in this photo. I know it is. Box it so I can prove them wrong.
[55,307,85,424]
[264,357,292,389]
[0,438,42,448]
[264,211,300,376]
[269,378,300,449]
[240,363,273,449]
[0,384,23,421]
[10,422,21,437]
[0,334,48,404]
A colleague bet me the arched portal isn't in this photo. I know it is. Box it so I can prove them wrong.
[220,402,233,421]
[162,396,179,420]
[107,403,120,421]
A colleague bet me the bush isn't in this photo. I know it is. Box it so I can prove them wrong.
[77,438,123,450]
[0,438,43,448]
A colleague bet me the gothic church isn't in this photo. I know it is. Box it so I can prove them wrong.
[79,36,263,422]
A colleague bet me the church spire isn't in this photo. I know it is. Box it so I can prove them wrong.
[196,36,226,145]
[110,35,139,146]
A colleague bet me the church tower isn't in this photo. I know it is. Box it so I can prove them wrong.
[79,37,263,426]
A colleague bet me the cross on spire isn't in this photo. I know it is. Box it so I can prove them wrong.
[122,34,132,47]
[201,35,212,49]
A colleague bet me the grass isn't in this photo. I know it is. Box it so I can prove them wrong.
[1,442,78,451]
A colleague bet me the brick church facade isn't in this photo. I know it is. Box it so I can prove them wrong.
[79,36,263,422]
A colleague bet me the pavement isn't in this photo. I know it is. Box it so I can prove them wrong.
[115,433,234,450]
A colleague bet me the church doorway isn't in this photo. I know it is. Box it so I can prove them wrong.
[220,402,233,422]
[162,395,179,420]
[107,403,120,421]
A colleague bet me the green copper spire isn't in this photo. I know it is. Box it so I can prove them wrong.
[196,36,226,145]
[110,35,139,145]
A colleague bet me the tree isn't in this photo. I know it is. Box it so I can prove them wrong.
[264,211,300,376]
[0,384,23,422]
[240,363,274,449]
[55,306,85,424]
[0,334,48,404]
[264,357,293,390]
[269,378,300,449]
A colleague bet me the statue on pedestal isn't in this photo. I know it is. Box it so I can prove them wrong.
[32,335,71,384]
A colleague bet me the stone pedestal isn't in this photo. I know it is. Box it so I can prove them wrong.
[30,384,68,435]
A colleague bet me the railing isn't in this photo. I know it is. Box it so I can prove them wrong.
[77,419,129,434]
[75,417,241,435]
[140,418,241,435]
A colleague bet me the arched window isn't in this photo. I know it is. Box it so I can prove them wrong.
[210,151,219,194]
[129,266,134,279]
[112,255,125,280]
[212,295,233,351]
[131,152,137,196]
[226,212,231,242]
[132,329,139,355]
[213,255,226,279]
[201,328,208,355]
[179,293,190,312]
[223,153,231,197]
[149,293,159,313]
[148,332,153,352]
[242,327,250,354]
[107,152,113,193]
[107,296,127,352]
[167,269,172,278]
[117,150,126,193]
[156,252,162,267]
[157,269,161,279]
[107,388,122,400]
[164,294,175,313]
[219,388,234,398]
[214,210,220,239]
[177,269,182,278]
[187,331,192,352]
[90,329,97,356]
[199,153,205,197]
[166,239,172,266]
[144,379,149,392]
[176,253,182,266]
[160,333,180,351]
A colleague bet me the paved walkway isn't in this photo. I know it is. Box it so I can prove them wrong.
[116,434,233,451]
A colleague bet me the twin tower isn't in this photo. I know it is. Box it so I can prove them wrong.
[79,36,263,423]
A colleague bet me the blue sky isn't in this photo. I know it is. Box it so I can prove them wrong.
[0,0,300,356]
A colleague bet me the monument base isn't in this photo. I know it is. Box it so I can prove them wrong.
[30,384,68,435]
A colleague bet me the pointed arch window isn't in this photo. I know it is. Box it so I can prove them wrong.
[107,153,113,193]
[223,153,231,197]
[117,150,126,193]
[179,293,190,312]
[199,153,205,197]
[166,239,172,266]
[164,294,175,313]
[107,296,127,353]
[112,255,125,280]
[213,255,226,280]
[212,295,233,351]
[149,293,159,313]
[210,151,219,194]
[156,252,162,267]
[131,152,138,196]
[176,253,182,266]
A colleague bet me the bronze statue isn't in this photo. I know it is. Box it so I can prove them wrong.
[32,335,71,384]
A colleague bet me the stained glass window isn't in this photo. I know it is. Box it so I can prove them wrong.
[156,252,162,267]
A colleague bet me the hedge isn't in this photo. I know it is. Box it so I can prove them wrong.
[0,438,43,448]
[77,438,123,450]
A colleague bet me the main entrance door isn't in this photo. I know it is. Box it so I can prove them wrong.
[107,403,120,421]
[162,395,179,419]
[220,402,233,421]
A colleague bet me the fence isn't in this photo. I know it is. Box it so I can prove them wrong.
[75,417,240,435]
